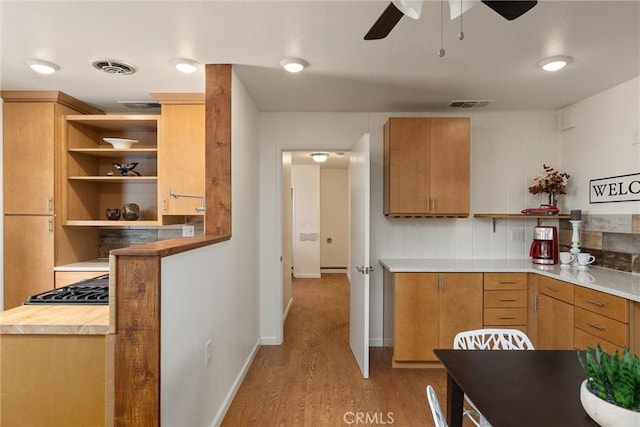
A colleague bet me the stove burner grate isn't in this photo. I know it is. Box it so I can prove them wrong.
[25,275,109,305]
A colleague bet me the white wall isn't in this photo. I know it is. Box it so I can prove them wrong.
[160,70,261,427]
[292,164,321,278]
[560,76,640,214]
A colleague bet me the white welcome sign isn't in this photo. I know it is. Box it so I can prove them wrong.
[589,173,640,203]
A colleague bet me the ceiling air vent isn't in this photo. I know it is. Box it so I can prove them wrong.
[117,101,161,110]
[91,59,137,75]
[446,100,494,109]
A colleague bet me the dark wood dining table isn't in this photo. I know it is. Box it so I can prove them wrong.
[433,349,599,427]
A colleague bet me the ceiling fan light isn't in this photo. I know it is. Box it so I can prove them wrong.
[280,57,308,73]
[392,0,423,19]
[310,152,329,163]
[538,56,572,72]
[26,59,60,74]
[171,58,198,73]
[448,0,479,20]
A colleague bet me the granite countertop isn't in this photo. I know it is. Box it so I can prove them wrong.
[53,258,110,272]
[379,258,640,303]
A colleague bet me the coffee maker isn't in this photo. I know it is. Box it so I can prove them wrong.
[529,226,559,265]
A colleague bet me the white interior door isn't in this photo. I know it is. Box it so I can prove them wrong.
[349,133,370,379]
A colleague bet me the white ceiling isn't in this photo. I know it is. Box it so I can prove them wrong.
[1,1,639,114]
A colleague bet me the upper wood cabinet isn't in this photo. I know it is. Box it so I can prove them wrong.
[62,115,160,226]
[153,93,205,217]
[2,92,102,215]
[2,91,102,308]
[383,117,470,217]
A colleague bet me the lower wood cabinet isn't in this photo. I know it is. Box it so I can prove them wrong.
[573,286,629,354]
[483,272,528,333]
[535,276,575,350]
[391,272,483,365]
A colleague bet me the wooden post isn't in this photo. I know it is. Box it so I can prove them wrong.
[205,64,232,238]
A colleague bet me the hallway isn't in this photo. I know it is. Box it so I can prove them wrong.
[222,274,446,426]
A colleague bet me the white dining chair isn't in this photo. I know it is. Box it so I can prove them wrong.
[453,328,535,427]
[426,385,448,427]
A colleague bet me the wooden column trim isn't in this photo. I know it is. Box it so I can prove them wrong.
[113,255,161,426]
[205,64,232,238]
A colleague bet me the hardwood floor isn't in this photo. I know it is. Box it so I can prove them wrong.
[221,274,449,426]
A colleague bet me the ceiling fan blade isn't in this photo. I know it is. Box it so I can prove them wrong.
[364,2,405,40]
[481,1,537,20]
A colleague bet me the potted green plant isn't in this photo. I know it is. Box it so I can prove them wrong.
[577,345,640,426]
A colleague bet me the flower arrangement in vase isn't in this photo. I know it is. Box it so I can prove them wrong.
[528,164,570,206]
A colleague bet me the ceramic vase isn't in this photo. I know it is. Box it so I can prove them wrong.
[580,380,640,427]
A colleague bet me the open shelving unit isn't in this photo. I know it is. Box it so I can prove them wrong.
[474,213,571,232]
[62,115,160,226]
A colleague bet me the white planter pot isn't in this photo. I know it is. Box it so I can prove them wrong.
[580,380,640,427]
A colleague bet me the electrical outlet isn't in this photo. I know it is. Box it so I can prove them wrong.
[511,230,524,243]
[205,339,212,365]
[632,128,639,145]
[182,225,195,237]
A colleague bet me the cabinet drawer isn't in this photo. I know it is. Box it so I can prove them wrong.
[484,290,527,308]
[484,308,527,325]
[574,286,629,323]
[484,273,527,290]
[575,328,626,355]
[575,307,628,347]
[537,276,574,304]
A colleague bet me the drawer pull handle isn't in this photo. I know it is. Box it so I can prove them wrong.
[546,286,559,292]
[498,298,516,302]
[586,298,604,307]
[498,280,516,284]
[586,322,605,330]
[498,315,516,319]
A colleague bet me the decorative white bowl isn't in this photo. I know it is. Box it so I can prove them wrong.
[103,137,139,149]
[580,380,640,427]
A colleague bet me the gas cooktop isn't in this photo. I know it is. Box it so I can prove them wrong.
[25,275,109,305]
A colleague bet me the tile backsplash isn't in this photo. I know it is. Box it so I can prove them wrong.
[98,216,205,257]
[559,214,640,273]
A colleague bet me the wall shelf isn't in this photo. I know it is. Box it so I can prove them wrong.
[474,213,571,232]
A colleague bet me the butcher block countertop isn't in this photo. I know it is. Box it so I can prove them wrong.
[0,305,110,335]
[379,259,640,302]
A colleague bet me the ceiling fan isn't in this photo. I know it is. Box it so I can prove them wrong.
[364,0,538,40]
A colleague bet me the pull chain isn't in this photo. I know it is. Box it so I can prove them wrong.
[438,0,446,57]
[459,0,465,40]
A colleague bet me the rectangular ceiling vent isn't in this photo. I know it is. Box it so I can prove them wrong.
[117,101,161,110]
[446,100,494,109]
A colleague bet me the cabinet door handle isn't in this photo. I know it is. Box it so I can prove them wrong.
[499,280,516,284]
[48,218,53,233]
[162,199,167,212]
[586,322,605,330]
[47,197,53,213]
[546,286,559,292]
[498,315,516,319]
[498,298,516,302]
[585,298,604,307]
[441,275,445,292]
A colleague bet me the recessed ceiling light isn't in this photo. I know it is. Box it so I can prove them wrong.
[538,56,573,72]
[310,152,329,163]
[171,58,199,74]
[26,59,60,74]
[280,57,308,73]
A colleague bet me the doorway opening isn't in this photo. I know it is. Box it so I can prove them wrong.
[281,150,350,329]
